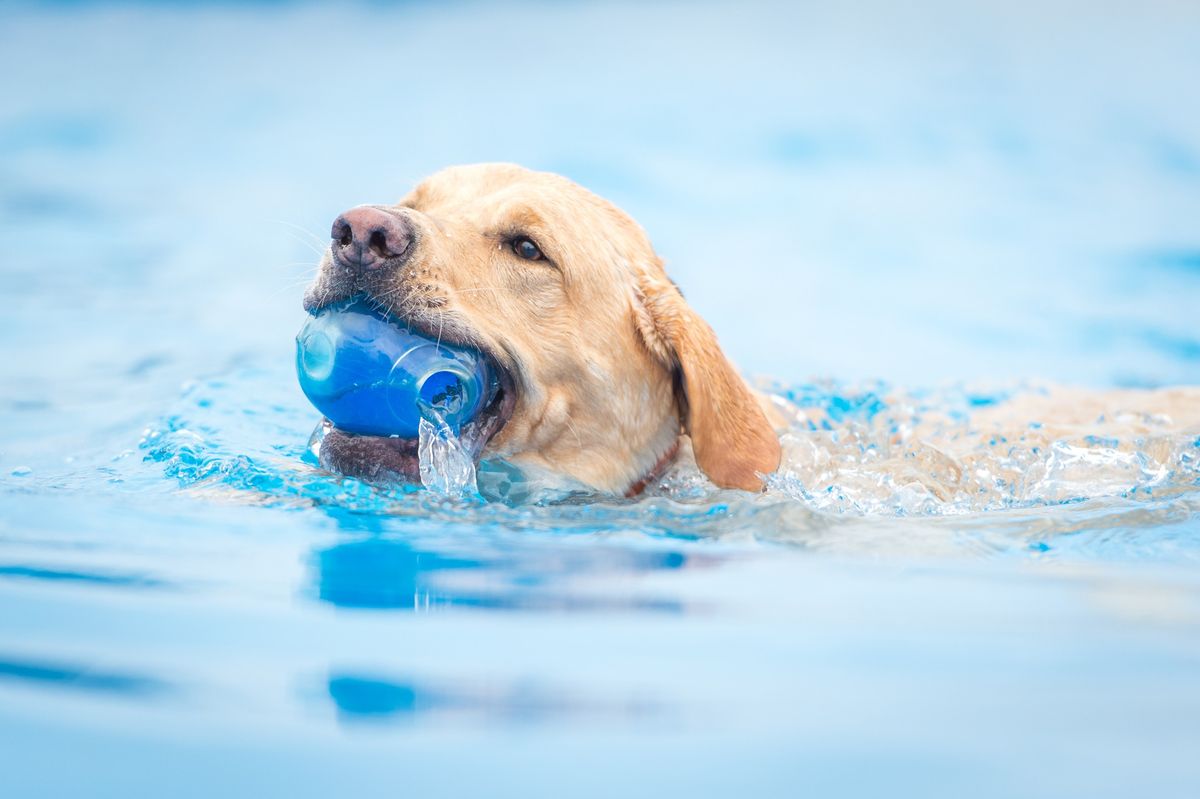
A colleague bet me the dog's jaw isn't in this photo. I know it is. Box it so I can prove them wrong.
[316,361,518,486]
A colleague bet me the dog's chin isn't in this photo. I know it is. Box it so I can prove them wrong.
[319,427,422,482]
[317,368,517,485]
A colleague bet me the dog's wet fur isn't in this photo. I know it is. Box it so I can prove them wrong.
[304,163,781,495]
[304,163,1200,498]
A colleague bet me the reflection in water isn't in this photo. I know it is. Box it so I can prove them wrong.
[0,654,171,699]
[0,564,168,590]
[326,672,662,725]
[313,533,698,614]
[329,675,421,717]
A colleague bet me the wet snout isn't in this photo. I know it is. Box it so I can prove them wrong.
[330,205,414,276]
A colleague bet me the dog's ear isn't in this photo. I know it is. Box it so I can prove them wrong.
[633,268,781,491]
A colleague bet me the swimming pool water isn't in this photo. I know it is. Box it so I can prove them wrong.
[2,2,1200,797]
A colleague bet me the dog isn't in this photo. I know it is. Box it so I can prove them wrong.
[303,163,782,496]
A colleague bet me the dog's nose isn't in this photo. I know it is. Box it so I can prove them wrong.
[330,206,414,273]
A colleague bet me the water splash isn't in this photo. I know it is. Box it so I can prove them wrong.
[417,410,478,498]
[761,381,1200,516]
[132,369,1200,558]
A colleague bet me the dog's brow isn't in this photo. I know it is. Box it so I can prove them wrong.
[496,204,547,232]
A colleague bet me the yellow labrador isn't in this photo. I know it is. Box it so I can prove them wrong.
[304,163,781,495]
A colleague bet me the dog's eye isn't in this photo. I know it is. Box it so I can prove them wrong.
[510,237,544,261]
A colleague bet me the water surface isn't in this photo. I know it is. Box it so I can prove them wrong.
[2,2,1199,797]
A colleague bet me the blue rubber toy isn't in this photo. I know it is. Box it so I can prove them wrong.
[296,300,496,438]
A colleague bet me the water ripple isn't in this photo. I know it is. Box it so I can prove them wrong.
[0,564,168,590]
[0,654,172,699]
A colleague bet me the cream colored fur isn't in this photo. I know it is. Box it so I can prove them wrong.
[310,163,781,494]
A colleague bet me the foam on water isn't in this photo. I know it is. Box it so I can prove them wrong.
[761,381,1200,516]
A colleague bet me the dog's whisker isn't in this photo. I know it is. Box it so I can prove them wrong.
[278,264,322,279]
[275,219,328,252]
[453,286,512,296]
[273,279,318,295]
[279,232,327,259]
[276,269,319,283]
[267,281,313,300]
[274,268,321,285]
[564,416,584,450]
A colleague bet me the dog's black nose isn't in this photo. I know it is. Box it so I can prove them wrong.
[330,206,414,274]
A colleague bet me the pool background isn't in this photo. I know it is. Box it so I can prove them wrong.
[1,1,1199,797]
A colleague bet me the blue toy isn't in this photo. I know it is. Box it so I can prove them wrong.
[296,300,496,438]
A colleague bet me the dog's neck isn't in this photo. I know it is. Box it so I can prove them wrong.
[624,439,680,498]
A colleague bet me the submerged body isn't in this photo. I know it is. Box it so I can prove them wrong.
[301,164,1200,502]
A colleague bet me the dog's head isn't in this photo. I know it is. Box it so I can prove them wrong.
[303,163,779,494]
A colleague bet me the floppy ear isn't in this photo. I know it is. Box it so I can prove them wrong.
[633,270,781,492]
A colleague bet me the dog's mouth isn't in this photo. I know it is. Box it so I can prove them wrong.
[308,299,519,485]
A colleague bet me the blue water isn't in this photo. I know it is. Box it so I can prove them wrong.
[3,2,1200,797]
